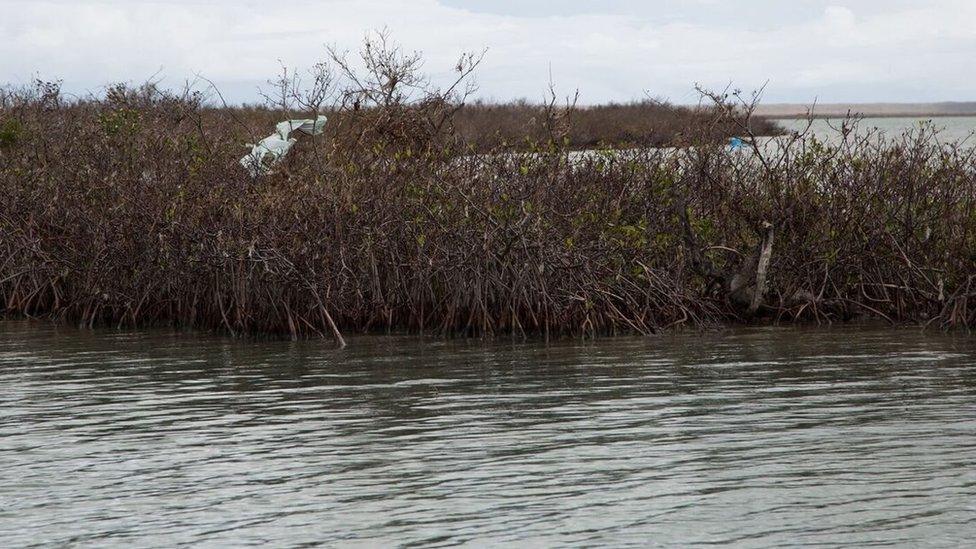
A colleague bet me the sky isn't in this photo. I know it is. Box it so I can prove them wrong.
[2,0,975,105]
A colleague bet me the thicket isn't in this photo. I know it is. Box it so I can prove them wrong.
[2,34,974,345]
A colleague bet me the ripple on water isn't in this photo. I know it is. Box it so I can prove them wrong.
[1,323,976,547]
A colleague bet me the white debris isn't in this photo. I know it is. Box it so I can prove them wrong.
[240,115,327,176]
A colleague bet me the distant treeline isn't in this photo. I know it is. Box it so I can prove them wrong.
[450,100,783,150]
[228,99,782,152]
[2,37,974,343]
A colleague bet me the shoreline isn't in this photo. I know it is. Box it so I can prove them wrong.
[755,103,976,119]
[0,316,932,344]
[762,113,976,120]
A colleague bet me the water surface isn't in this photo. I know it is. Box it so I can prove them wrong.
[2,322,975,546]
[772,116,976,143]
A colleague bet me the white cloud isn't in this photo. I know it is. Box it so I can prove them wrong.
[1,0,974,103]
[823,6,856,29]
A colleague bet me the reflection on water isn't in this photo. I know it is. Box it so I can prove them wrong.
[2,321,975,546]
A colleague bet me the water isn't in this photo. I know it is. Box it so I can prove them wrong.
[2,322,976,547]
[772,116,976,144]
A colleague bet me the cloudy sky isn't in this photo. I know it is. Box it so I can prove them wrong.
[2,0,975,105]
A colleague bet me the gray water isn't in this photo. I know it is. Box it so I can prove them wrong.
[2,322,976,547]
[772,116,976,144]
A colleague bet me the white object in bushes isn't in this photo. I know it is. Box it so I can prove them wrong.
[240,115,327,176]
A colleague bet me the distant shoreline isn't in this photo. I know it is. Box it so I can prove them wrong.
[754,103,976,119]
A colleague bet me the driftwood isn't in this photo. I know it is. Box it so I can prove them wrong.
[749,222,774,314]
[678,204,775,317]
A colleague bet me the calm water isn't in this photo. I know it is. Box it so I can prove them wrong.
[2,322,976,547]
[773,116,976,143]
